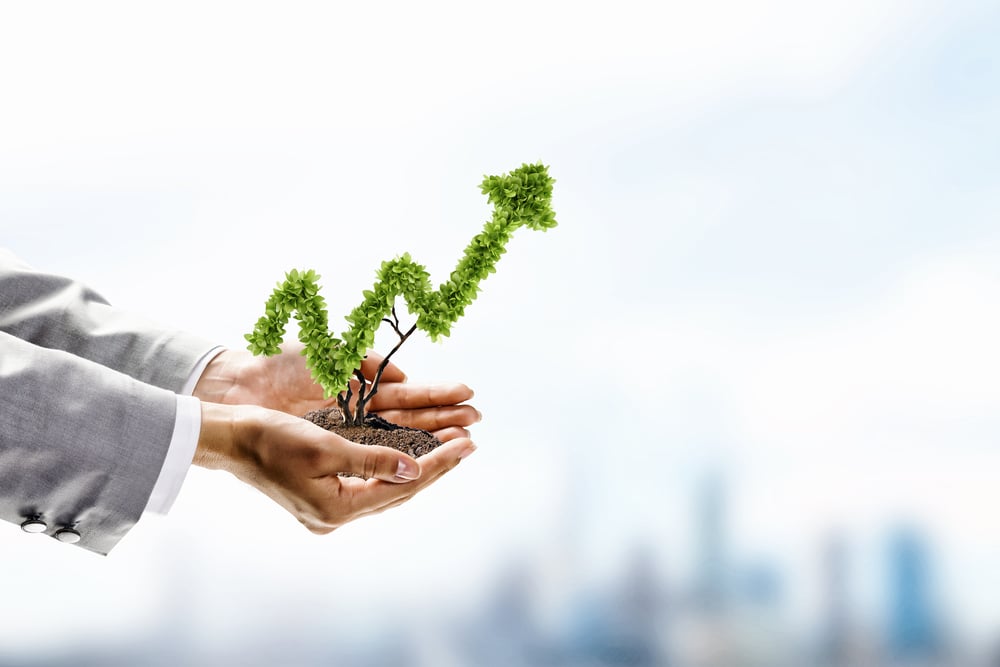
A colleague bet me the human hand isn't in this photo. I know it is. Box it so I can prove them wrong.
[194,402,475,533]
[193,343,480,441]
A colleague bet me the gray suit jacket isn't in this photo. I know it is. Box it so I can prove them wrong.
[0,249,216,554]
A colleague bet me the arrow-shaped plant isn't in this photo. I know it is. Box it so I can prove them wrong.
[245,162,557,425]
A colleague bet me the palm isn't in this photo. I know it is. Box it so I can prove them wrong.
[210,343,480,441]
[236,343,333,415]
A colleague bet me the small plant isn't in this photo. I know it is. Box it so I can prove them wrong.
[245,162,557,426]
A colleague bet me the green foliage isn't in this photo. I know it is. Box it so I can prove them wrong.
[245,162,557,399]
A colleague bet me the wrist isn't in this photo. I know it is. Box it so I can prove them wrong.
[194,401,239,471]
[192,349,245,404]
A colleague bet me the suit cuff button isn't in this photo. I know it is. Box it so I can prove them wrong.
[20,519,47,533]
[55,528,82,544]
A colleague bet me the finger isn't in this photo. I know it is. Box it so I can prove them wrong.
[339,437,475,514]
[374,405,481,432]
[433,426,471,442]
[360,352,406,384]
[367,383,474,411]
[357,438,477,515]
[325,440,422,483]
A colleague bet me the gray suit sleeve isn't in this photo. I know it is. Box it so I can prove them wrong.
[0,248,217,392]
[0,331,178,555]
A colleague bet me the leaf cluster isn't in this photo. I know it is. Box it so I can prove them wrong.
[244,162,557,398]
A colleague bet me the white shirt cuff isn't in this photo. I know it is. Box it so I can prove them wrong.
[144,346,226,515]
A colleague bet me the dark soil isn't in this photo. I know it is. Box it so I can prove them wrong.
[302,407,443,462]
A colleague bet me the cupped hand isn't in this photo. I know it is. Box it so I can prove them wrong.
[193,343,481,441]
[195,403,476,533]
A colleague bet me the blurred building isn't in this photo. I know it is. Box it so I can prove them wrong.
[693,475,728,613]
[885,526,943,661]
[819,531,853,664]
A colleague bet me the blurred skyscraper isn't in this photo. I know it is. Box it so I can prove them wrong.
[460,558,547,667]
[694,475,727,611]
[820,531,852,663]
[608,545,670,665]
[886,526,942,660]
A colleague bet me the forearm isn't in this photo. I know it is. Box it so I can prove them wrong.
[0,248,217,392]
[0,332,178,554]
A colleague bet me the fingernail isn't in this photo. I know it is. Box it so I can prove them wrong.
[396,458,420,480]
[459,444,477,460]
[475,410,483,422]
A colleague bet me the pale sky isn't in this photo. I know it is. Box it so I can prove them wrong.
[1,0,999,657]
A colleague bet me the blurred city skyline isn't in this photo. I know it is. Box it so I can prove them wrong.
[0,472,985,666]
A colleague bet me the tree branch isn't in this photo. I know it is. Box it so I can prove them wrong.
[361,324,417,412]
[381,304,404,338]
[337,386,353,425]
[352,369,369,425]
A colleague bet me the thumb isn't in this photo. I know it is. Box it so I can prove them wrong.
[339,441,422,483]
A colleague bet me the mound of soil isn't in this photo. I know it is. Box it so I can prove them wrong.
[303,407,443,461]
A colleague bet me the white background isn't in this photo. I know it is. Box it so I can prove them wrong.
[1,0,999,662]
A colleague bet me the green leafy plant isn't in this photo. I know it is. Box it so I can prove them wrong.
[245,162,557,425]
